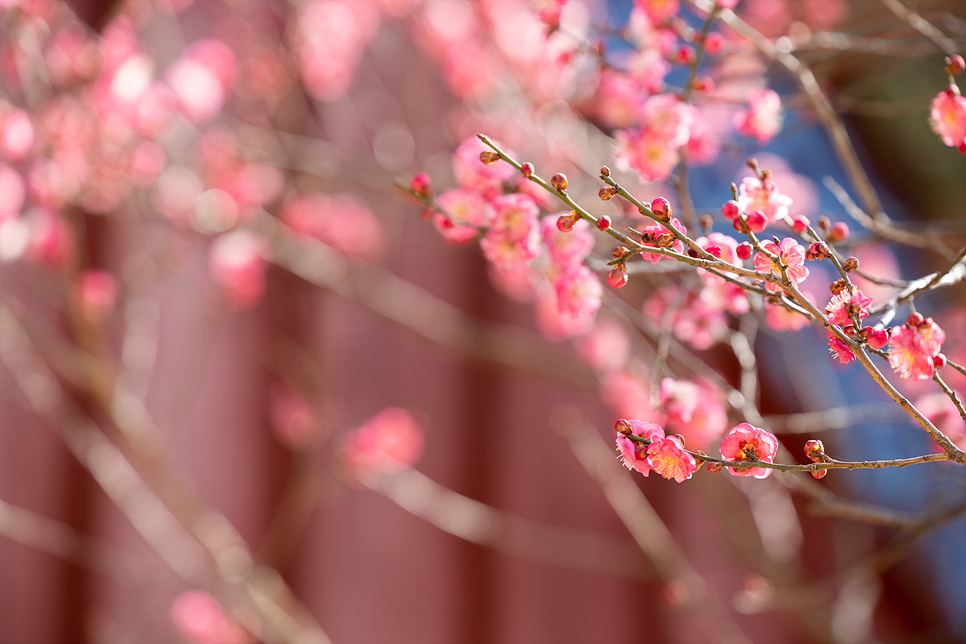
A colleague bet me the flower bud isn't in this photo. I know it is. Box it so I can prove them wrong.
[615,419,634,434]
[597,215,612,231]
[934,353,947,369]
[599,185,619,201]
[907,312,924,327]
[600,165,610,177]
[676,45,695,65]
[691,76,714,92]
[699,214,713,231]
[480,151,500,165]
[946,54,965,76]
[687,249,699,258]
[806,242,830,261]
[804,439,825,462]
[811,468,828,480]
[706,461,723,474]
[733,217,748,234]
[551,173,568,192]
[410,172,431,198]
[556,212,579,232]
[704,244,723,258]
[842,256,859,273]
[656,233,676,248]
[863,327,889,350]
[608,265,628,289]
[721,200,740,220]
[612,246,630,259]
[818,216,831,231]
[745,211,767,233]
[790,214,809,234]
[650,197,671,220]
[704,32,724,55]
[827,222,849,243]
[829,278,848,295]
[736,242,752,260]
[520,162,534,178]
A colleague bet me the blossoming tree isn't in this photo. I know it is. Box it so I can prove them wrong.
[1,0,965,642]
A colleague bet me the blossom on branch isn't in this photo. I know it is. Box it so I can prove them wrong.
[719,423,779,479]
[753,237,809,290]
[889,316,946,381]
[646,434,698,483]
[929,88,966,153]
[734,88,783,144]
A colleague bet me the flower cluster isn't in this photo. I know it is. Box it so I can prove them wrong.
[616,419,698,483]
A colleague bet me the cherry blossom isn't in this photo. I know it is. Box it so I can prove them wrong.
[615,419,664,476]
[480,193,541,270]
[647,434,698,483]
[719,423,779,479]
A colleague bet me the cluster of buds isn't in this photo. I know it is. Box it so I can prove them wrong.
[608,247,630,289]
[806,242,832,261]
[804,439,828,479]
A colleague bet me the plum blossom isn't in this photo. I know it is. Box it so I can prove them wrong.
[646,434,698,482]
[542,215,594,267]
[753,237,809,290]
[282,194,383,259]
[915,392,966,452]
[719,423,779,479]
[825,288,872,326]
[553,263,602,320]
[643,286,728,351]
[615,419,664,476]
[615,94,693,183]
[638,217,686,263]
[659,378,727,450]
[929,88,966,152]
[343,407,424,476]
[734,88,783,144]
[827,331,855,364]
[432,188,494,244]
[577,318,630,373]
[736,176,793,227]
[889,317,946,381]
[480,193,541,270]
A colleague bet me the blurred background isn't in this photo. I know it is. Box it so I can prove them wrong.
[1,0,965,643]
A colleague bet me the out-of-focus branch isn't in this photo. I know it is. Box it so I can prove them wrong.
[764,402,905,434]
[0,303,329,644]
[360,466,653,580]
[880,0,960,56]
[0,497,173,590]
[252,212,597,389]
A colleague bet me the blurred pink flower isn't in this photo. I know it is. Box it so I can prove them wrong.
[481,193,541,270]
[734,88,783,144]
[578,318,630,373]
[736,176,793,227]
[208,231,267,308]
[170,590,248,644]
[542,214,594,267]
[343,407,424,476]
[553,263,602,320]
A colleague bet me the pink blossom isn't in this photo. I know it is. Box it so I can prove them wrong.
[577,318,630,373]
[615,128,682,183]
[734,88,783,144]
[73,270,117,322]
[638,217,686,263]
[765,300,810,332]
[736,176,793,227]
[643,286,727,350]
[930,89,966,152]
[634,0,680,22]
[625,47,670,95]
[827,331,855,364]
[343,407,424,476]
[452,136,516,198]
[480,193,541,270]
[542,214,594,266]
[595,72,645,129]
[753,237,809,290]
[889,318,946,381]
[684,115,722,166]
[660,378,727,450]
[534,288,595,340]
[719,423,779,479]
[616,419,665,476]
[640,93,693,148]
[270,385,325,450]
[532,0,567,27]
[297,0,380,101]
[695,232,740,285]
[553,263,602,320]
[432,188,494,244]
[601,367,658,422]
[170,590,248,644]
[825,288,872,326]
[208,231,267,308]
[282,194,383,259]
[487,263,535,303]
[647,435,698,482]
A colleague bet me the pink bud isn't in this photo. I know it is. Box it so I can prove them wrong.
[651,197,671,220]
[556,213,577,232]
[706,461,723,474]
[479,151,500,165]
[804,439,825,462]
[745,211,767,233]
[74,270,118,322]
[811,469,828,480]
[597,215,612,231]
[721,200,740,220]
[551,173,568,192]
[791,214,809,234]
[865,328,889,350]
[520,162,534,178]
[736,242,752,260]
[676,45,695,65]
[410,173,431,198]
[704,244,722,258]
[827,222,849,243]
[607,265,628,289]
[934,353,947,369]
[907,312,924,327]
[948,54,965,76]
[704,33,724,55]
